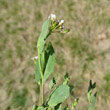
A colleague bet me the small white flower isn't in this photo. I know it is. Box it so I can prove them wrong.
[31,56,38,60]
[59,20,64,25]
[48,14,56,21]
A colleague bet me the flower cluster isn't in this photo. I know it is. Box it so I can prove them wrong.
[48,14,70,34]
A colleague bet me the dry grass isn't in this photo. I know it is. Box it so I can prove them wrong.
[0,0,110,110]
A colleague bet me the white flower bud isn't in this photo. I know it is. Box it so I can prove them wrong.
[59,20,64,25]
[48,14,56,21]
[31,56,38,60]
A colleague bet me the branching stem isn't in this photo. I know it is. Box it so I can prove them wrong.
[38,27,55,105]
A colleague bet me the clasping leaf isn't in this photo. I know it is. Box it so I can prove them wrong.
[48,85,71,107]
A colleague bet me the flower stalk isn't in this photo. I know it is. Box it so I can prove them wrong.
[32,14,96,110]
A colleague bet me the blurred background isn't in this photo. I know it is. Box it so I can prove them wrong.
[0,0,110,110]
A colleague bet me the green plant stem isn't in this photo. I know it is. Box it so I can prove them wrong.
[45,24,60,40]
[40,80,42,104]
[40,79,44,105]
[38,28,55,105]
[38,53,44,105]
[42,79,44,104]
[45,30,52,40]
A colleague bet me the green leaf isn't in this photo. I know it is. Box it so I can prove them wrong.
[37,106,46,110]
[64,105,69,110]
[87,89,92,103]
[47,108,54,110]
[48,85,70,107]
[88,80,96,93]
[35,59,41,83]
[49,77,56,90]
[61,29,70,34]
[88,92,97,110]
[87,80,96,103]
[37,19,50,54]
[63,72,71,85]
[87,80,97,110]
[32,104,38,110]
[43,42,55,83]
[54,103,62,110]
[40,51,46,73]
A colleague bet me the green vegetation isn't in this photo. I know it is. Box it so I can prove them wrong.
[0,0,110,110]
[32,14,96,110]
